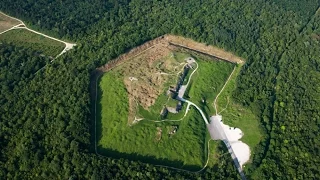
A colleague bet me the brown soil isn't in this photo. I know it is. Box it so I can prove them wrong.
[165,35,244,64]
[311,33,320,41]
[96,34,244,74]
[0,12,21,33]
[155,127,162,141]
[121,44,171,108]
[120,43,174,122]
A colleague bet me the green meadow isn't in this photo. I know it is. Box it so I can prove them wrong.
[0,29,64,57]
[96,52,262,170]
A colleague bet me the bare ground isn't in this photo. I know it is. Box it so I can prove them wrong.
[96,34,243,74]
[0,12,22,33]
[120,43,174,123]
[166,35,244,64]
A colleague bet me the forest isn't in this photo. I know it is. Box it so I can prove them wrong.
[0,0,319,179]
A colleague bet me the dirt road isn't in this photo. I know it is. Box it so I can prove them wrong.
[0,12,76,59]
[213,66,237,115]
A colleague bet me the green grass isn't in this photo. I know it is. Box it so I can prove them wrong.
[186,59,235,116]
[166,97,178,107]
[96,70,129,147]
[173,51,191,61]
[96,53,221,170]
[137,92,168,120]
[0,29,65,57]
[216,64,263,161]
[98,71,209,169]
[96,51,262,170]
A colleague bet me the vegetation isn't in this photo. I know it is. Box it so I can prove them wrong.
[186,59,234,115]
[217,64,263,158]
[0,0,319,179]
[0,29,65,57]
[249,11,320,179]
[97,52,236,170]
[98,68,207,169]
[0,12,21,32]
[96,71,129,147]
[96,48,262,173]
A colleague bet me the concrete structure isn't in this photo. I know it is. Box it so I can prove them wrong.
[208,115,250,180]
[177,85,187,99]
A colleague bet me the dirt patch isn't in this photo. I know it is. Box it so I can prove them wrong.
[155,127,162,141]
[120,43,175,122]
[96,34,244,74]
[0,12,21,33]
[165,35,244,64]
[311,33,320,41]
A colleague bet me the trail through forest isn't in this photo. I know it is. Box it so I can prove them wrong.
[0,12,76,59]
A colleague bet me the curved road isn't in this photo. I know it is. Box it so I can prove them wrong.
[183,99,209,124]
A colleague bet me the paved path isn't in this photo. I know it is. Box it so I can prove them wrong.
[177,61,198,99]
[13,26,76,59]
[178,64,246,179]
[183,99,209,124]
[223,139,246,180]
[150,103,191,122]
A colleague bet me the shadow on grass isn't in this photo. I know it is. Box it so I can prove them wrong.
[93,73,203,172]
[97,147,202,171]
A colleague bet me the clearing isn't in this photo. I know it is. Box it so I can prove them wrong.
[0,11,76,59]
[0,29,65,57]
[0,12,22,33]
[93,35,261,173]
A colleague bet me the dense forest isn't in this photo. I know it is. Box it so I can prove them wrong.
[0,0,319,179]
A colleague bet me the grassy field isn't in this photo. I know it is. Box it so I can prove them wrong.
[0,29,64,57]
[186,59,234,116]
[215,64,263,161]
[96,50,261,169]
[97,68,209,169]
[96,71,129,147]
[0,12,21,33]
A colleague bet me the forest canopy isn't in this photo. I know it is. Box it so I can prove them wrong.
[0,0,319,179]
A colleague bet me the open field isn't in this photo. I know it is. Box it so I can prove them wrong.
[93,34,261,171]
[0,29,65,57]
[0,12,22,33]
[96,47,245,169]
[0,12,75,59]
[97,66,209,169]
[215,64,263,162]
[185,59,234,115]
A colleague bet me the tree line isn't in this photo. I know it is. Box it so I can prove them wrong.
[0,0,319,179]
